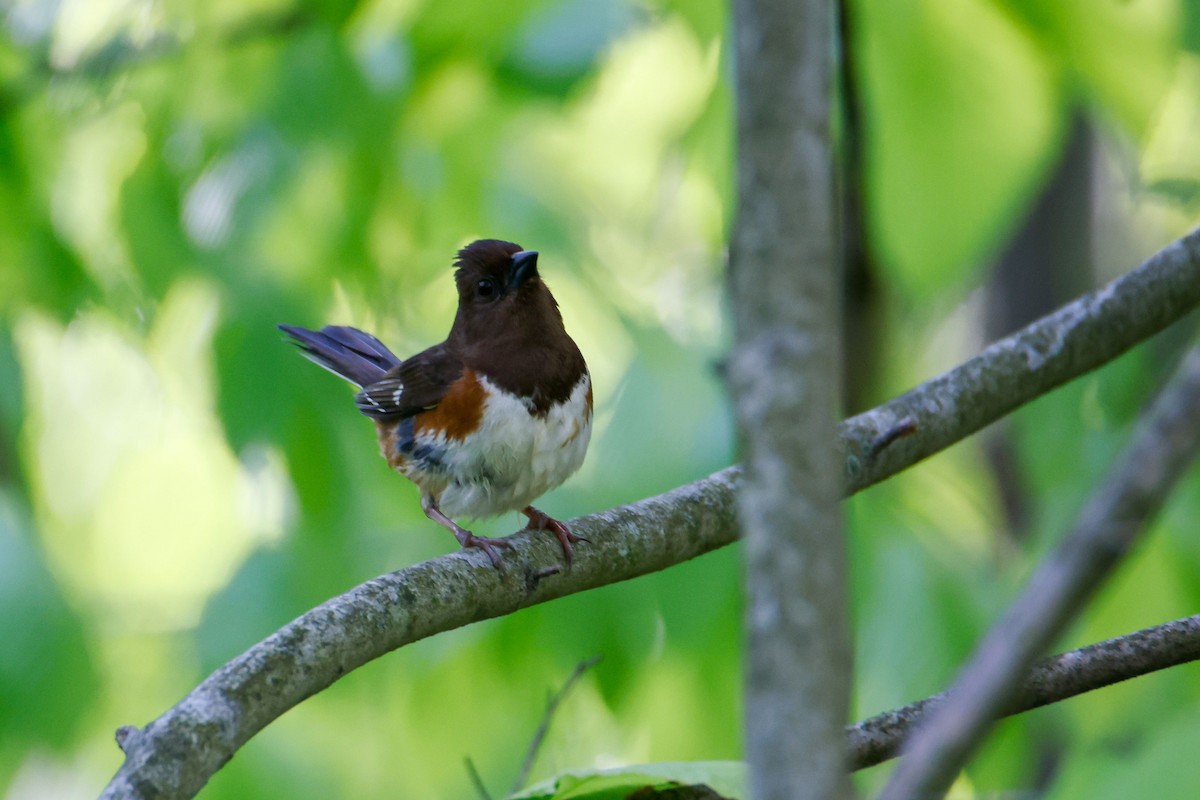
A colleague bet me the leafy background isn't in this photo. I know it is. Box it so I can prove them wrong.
[1,0,1198,797]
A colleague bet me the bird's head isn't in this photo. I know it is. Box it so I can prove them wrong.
[450,239,562,343]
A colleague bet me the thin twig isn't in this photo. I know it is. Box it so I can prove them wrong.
[510,655,603,795]
[464,757,494,800]
[848,614,1200,770]
[881,344,1200,798]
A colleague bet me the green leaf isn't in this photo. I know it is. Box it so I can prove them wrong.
[0,119,95,317]
[1003,0,1181,137]
[500,0,641,96]
[510,761,744,800]
[1049,704,1200,800]
[119,132,203,300]
[855,0,1063,298]
[0,496,100,747]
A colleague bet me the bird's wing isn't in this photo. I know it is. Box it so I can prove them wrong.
[354,343,463,420]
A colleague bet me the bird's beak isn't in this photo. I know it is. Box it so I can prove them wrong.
[508,250,539,290]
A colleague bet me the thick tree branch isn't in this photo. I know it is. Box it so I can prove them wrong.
[102,228,1200,799]
[102,471,742,800]
[843,228,1200,493]
[848,614,1200,771]
[880,342,1200,799]
[728,0,849,796]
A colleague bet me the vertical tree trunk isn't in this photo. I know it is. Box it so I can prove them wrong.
[728,1,852,798]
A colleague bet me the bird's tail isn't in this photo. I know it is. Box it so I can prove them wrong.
[278,324,401,388]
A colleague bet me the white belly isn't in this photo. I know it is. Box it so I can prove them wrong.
[437,373,592,518]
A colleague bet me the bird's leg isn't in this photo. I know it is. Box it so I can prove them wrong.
[421,493,511,568]
[522,506,588,568]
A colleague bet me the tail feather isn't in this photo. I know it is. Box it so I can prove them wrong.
[278,324,401,388]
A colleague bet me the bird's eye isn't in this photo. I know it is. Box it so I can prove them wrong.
[477,279,496,299]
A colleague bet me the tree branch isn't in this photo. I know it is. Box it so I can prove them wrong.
[880,342,1200,798]
[848,614,1200,771]
[102,471,742,800]
[101,227,1200,799]
[728,0,849,796]
[844,229,1200,493]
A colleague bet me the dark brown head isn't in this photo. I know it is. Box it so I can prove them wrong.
[448,239,586,407]
[450,239,563,343]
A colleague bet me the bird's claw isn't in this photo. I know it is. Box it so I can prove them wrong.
[522,506,586,568]
[460,532,513,568]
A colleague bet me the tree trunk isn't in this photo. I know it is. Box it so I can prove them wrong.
[728,0,852,797]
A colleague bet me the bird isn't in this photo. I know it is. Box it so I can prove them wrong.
[278,239,593,568]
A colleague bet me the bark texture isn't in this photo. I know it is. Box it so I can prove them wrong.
[727,0,850,797]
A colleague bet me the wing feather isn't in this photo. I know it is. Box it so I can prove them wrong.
[354,343,463,420]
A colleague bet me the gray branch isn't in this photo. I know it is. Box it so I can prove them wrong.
[880,342,1200,799]
[848,614,1200,771]
[728,0,850,796]
[844,229,1200,494]
[101,227,1200,799]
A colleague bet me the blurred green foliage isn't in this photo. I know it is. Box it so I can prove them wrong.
[0,0,1197,798]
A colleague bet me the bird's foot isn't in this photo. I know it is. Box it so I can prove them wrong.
[453,528,513,568]
[522,506,587,568]
[423,493,511,569]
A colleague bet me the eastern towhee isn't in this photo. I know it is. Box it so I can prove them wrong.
[279,240,593,568]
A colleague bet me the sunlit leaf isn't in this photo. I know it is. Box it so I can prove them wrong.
[1003,0,1181,138]
[511,760,744,800]
[855,0,1063,297]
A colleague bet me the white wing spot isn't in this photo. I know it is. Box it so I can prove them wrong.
[392,386,404,405]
